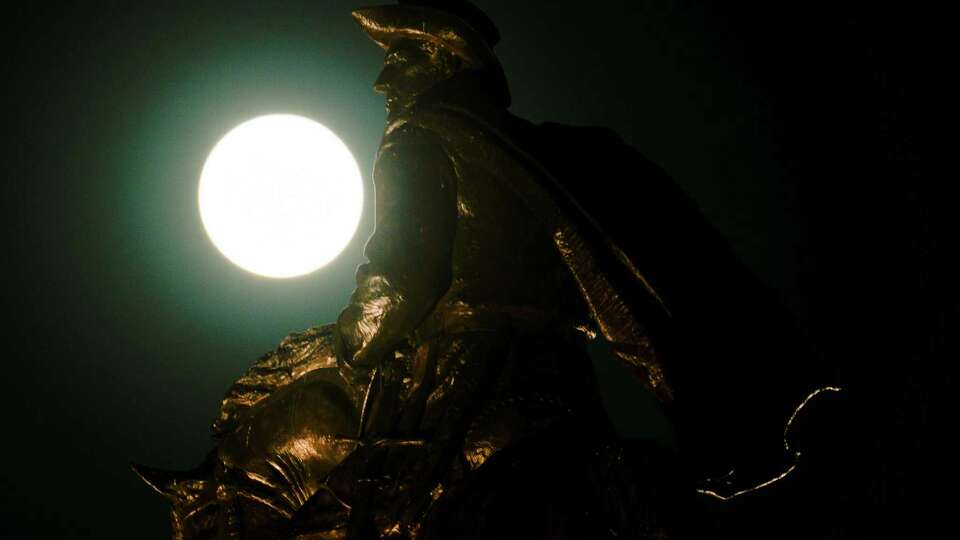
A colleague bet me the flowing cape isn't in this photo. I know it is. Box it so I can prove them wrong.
[398,94,839,498]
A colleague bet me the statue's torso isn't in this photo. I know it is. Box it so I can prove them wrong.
[437,152,586,325]
[384,97,588,341]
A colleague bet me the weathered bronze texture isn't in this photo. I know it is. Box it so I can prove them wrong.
[136,1,840,538]
[134,325,360,539]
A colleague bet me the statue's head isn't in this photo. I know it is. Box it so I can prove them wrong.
[353,1,510,113]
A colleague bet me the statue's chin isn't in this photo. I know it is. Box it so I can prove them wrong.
[385,95,416,122]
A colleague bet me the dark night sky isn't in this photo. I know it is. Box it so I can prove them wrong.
[1,1,952,538]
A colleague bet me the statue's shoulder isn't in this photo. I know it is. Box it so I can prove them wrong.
[381,110,453,150]
[395,89,510,135]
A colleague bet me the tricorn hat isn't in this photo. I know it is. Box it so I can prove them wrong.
[352,1,503,72]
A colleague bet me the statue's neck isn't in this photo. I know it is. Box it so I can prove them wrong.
[390,72,506,129]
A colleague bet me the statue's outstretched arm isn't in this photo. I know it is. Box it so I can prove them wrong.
[335,125,457,373]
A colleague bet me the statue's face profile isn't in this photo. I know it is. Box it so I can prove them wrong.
[374,38,458,110]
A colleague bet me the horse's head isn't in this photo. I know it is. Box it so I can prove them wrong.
[134,368,359,539]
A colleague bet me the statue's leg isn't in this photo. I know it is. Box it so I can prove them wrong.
[417,334,712,540]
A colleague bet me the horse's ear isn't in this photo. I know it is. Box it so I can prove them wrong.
[131,451,216,502]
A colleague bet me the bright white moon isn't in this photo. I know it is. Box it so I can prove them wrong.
[199,114,363,278]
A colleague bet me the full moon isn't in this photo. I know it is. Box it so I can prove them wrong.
[198,114,364,278]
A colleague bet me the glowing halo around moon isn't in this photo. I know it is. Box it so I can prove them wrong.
[198,114,364,278]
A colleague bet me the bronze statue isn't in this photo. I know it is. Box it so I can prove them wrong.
[135,2,840,538]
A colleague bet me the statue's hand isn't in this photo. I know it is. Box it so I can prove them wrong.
[333,309,383,395]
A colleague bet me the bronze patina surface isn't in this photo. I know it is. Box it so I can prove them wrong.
[136,1,839,538]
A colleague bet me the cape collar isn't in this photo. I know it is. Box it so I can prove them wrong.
[386,70,509,135]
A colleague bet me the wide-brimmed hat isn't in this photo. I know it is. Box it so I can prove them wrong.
[352,1,501,71]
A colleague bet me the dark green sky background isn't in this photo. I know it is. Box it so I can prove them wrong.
[1,1,951,538]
